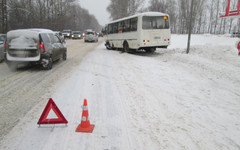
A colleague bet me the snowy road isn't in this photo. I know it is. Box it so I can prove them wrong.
[0,38,104,141]
[0,35,240,150]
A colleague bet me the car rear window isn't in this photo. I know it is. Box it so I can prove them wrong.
[40,33,51,44]
[86,32,94,35]
[73,31,81,34]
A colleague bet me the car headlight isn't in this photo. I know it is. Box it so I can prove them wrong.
[67,34,70,36]
[78,35,81,37]
[72,35,74,37]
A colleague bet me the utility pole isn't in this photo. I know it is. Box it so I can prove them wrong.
[187,0,194,54]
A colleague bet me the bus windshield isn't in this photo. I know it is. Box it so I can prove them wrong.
[142,16,169,29]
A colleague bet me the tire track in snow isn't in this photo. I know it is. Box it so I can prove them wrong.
[0,39,104,142]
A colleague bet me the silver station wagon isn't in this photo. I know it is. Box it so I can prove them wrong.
[5,29,67,70]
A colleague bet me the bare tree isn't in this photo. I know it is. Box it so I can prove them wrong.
[107,0,144,21]
[1,0,7,33]
[4,0,101,32]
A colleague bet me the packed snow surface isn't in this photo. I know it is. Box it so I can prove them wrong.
[0,34,240,150]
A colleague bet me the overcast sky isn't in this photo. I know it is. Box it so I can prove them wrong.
[78,0,150,26]
[79,0,111,26]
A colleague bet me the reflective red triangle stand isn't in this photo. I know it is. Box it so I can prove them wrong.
[37,98,68,125]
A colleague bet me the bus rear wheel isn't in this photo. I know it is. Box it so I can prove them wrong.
[145,48,156,53]
[123,42,130,53]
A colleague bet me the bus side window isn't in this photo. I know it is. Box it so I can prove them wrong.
[108,24,113,34]
[113,23,118,33]
[118,21,124,33]
[105,26,108,34]
[130,17,138,31]
[124,20,130,32]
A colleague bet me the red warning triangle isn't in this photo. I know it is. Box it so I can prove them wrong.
[37,98,68,125]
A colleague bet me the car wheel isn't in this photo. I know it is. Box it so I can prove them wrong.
[62,51,67,60]
[44,56,53,70]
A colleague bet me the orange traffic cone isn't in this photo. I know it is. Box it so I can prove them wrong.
[76,99,95,133]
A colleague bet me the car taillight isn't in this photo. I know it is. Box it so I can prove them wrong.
[40,44,45,53]
[94,34,96,37]
[4,43,6,52]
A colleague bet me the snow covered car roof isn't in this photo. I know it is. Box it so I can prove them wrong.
[7,29,54,49]
[7,28,54,39]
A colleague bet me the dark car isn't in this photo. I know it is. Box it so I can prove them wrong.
[232,32,240,38]
[62,29,72,39]
[71,31,82,39]
[5,29,67,70]
[0,34,6,62]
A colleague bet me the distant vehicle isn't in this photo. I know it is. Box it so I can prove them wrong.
[104,12,171,53]
[84,31,98,42]
[62,29,72,39]
[231,32,240,38]
[98,32,104,37]
[83,29,93,37]
[4,29,67,70]
[0,34,6,62]
[54,31,65,43]
[71,31,82,39]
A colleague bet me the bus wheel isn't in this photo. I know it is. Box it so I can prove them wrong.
[145,48,156,53]
[105,42,112,50]
[123,42,130,53]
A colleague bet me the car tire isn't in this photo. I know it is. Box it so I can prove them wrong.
[62,51,67,60]
[44,56,53,70]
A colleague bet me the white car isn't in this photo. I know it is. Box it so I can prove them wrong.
[84,31,98,42]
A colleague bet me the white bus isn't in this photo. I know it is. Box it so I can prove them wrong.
[104,12,171,53]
